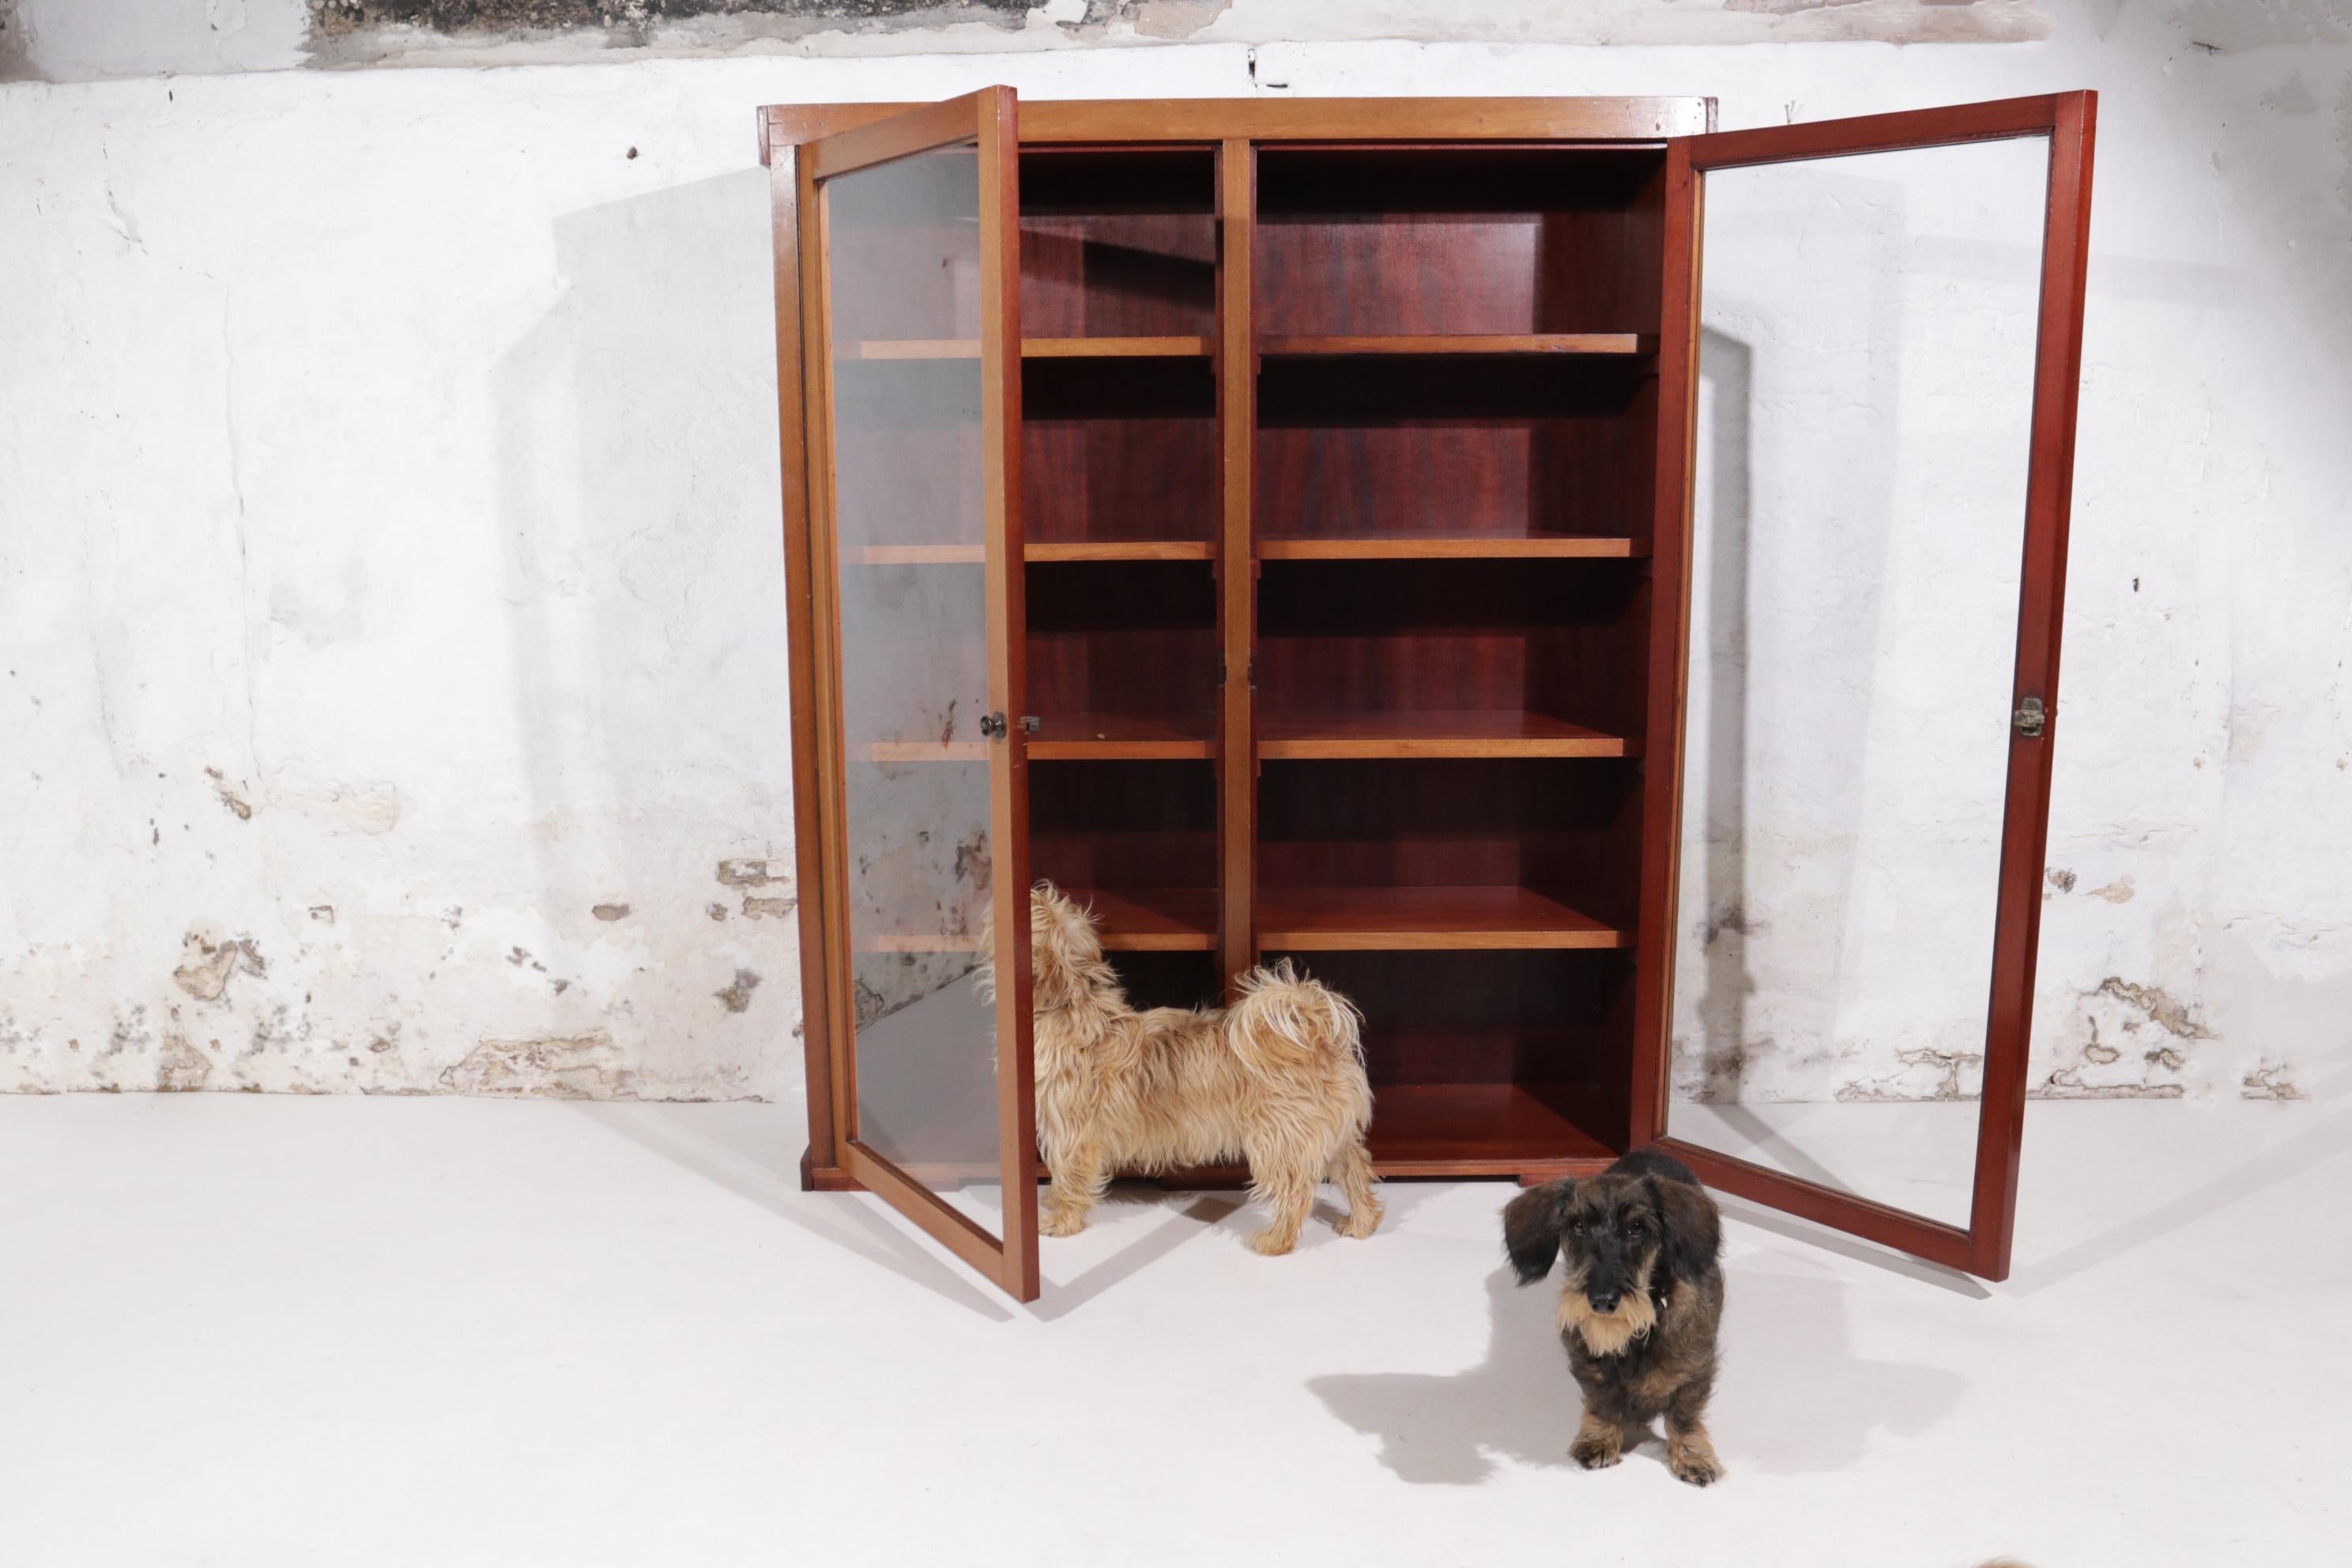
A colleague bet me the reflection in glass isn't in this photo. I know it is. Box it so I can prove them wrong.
[826,145,1004,1224]
[1665,137,2050,1227]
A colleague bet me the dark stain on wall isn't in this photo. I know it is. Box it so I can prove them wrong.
[311,0,1031,40]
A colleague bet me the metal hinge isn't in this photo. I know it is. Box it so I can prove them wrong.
[1020,714,1040,734]
[2012,695,2045,738]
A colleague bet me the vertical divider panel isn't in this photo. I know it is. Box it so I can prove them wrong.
[1627,140,1701,1148]
[1218,138,1259,996]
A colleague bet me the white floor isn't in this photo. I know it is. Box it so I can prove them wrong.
[1,1093,2344,1567]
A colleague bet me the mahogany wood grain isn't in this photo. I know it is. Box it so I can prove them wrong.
[1216,138,1259,1001]
[1259,885,1628,951]
[975,86,1041,1303]
[1257,356,1654,544]
[1626,138,1700,1164]
[770,145,837,1186]
[766,98,1714,156]
[1257,536,1645,561]
[1257,757,1644,925]
[1259,710,1636,760]
[1025,559,1218,741]
[1029,759,1217,894]
[1969,90,2098,1282]
[807,90,991,180]
[1688,94,2067,172]
[1657,1139,1976,1275]
[843,1141,1020,1283]
[850,541,1214,564]
[1366,1084,1617,1176]
[845,336,1214,360]
[797,144,860,1176]
[1023,354,1216,548]
[1256,145,1667,338]
[1261,334,1652,356]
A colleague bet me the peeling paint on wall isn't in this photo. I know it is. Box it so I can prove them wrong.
[439,1031,635,1096]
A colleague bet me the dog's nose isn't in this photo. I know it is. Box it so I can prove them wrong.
[1589,1291,1621,1312]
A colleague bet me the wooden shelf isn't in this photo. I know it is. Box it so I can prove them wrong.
[1259,885,1628,951]
[1259,535,1646,561]
[1031,713,1213,760]
[864,885,1213,954]
[1259,710,1637,760]
[844,336,1213,361]
[1366,1083,1619,1178]
[853,541,1213,566]
[1260,333,1654,357]
[857,712,1214,763]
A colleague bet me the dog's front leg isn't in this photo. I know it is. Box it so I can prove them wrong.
[1568,1407,1623,1471]
[1039,1141,1108,1238]
[1663,1382,1724,1487]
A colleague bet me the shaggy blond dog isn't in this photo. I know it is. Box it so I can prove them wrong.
[1016,881,1382,1255]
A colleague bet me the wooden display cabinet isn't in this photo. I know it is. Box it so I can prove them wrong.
[761,91,2096,1302]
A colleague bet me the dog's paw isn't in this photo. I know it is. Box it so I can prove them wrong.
[1667,1442,1723,1487]
[1246,1227,1298,1257]
[1569,1434,1623,1471]
[1336,1203,1384,1239]
[1039,1206,1087,1238]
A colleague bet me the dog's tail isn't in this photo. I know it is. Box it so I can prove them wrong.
[1225,960,1368,1084]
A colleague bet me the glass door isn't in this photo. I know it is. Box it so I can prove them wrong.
[1643,95,2096,1280]
[804,89,1038,1302]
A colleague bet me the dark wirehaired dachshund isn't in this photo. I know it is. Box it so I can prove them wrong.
[1503,1148,1726,1485]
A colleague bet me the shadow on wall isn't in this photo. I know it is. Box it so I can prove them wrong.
[1308,1262,1966,1483]
[485,166,792,1061]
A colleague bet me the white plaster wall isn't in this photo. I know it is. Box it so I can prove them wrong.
[3,2,2349,1102]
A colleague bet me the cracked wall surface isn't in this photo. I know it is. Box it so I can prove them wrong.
[4,1,2351,1102]
[0,1,2057,81]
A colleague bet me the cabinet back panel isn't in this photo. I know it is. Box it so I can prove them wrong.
[1028,359,1218,545]
[1020,148,1218,341]
[1026,561,1218,721]
[1258,360,1655,542]
[1267,949,1634,1095]
[1104,952,1222,1014]
[1257,559,1649,735]
[1256,148,1664,337]
[1258,760,1644,919]
[1030,761,1217,890]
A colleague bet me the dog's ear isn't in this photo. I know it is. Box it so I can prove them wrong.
[1502,1180,1574,1284]
[1646,1174,1721,1283]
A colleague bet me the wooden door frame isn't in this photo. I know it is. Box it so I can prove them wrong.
[782,86,1041,1302]
[1633,93,2097,1281]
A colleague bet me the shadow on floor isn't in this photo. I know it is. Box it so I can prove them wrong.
[2007,1088,2352,1295]
[575,1102,1016,1324]
[1309,1262,1968,1483]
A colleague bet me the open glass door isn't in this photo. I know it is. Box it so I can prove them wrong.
[803,88,1038,1302]
[1648,95,2095,1280]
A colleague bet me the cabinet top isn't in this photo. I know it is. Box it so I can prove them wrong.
[757,96,1714,164]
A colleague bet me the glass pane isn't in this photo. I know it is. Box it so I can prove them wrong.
[1665,136,2050,1229]
[826,144,1005,1233]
